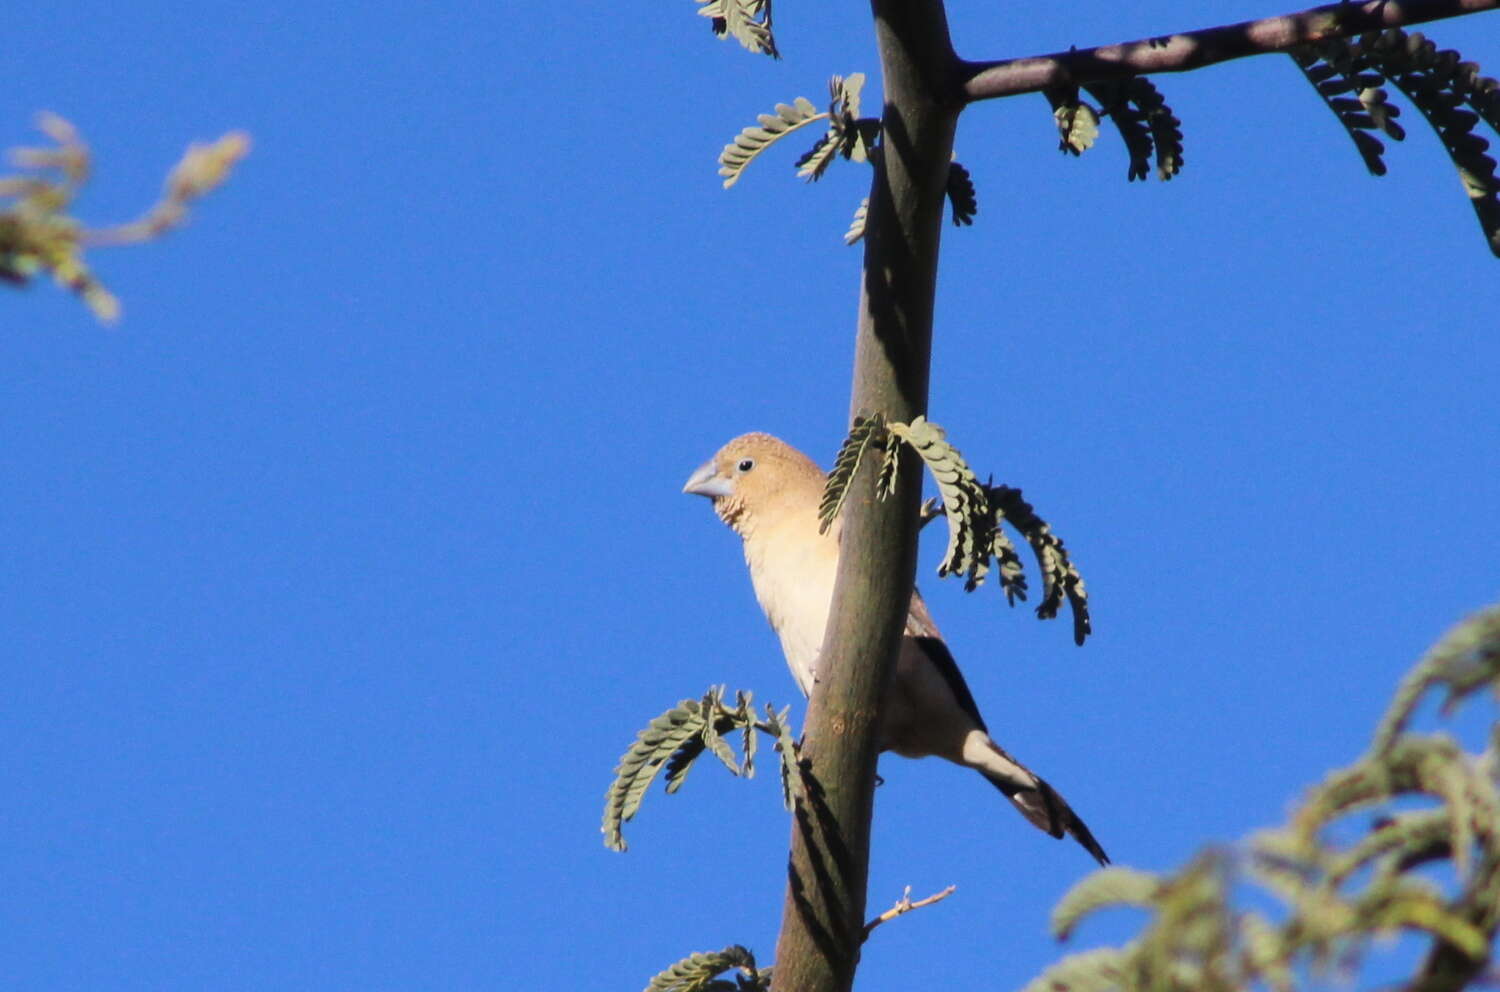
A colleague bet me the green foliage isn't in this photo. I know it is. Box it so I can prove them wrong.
[889,416,993,585]
[602,693,715,851]
[718,98,825,189]
[795,73,880,182]
[1023,603,1500,992]
[1134,79,1185,180]
[718,75,881,190]
[602,688,801,852]
[1018,946,1129,992]
[1374,600,1500,752]
[1080,78,1183,181]
[794,133,843,185]
[1292,29,1500,256]
[1046,87,1102,156]
[819,416,1091,643]
[843,197,869,245]
[1051,868,1162,940]
[875,422,902,498]
[946,161,978,225]
[1291,43,1405,176]
[611,696,801,989]
[695,0,777,59]
[841,165,975,243]
[817,412,886,534]
[716,76,980,242]
[987,483,1091,644]
[0,113,248,323]
[644,944,769,992]
[769,705,806,811]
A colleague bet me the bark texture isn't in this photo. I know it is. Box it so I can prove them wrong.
[767,2,960,990]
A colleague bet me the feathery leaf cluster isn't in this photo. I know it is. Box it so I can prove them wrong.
[1291,43,1406,175]
[945,161,978,226]
[1046,87,1102,157]
[695,0,777,59]
[718,74,882,190]
[1024,603,1500,992]
[718,98,824,190]
[0,113,247,324]
[843,197,869,245]
[820,416,1090,644]
[602,688,801,852]
[986,483,1091,645]
[889,417,994,585]
[716,79,978,242]
[795,74,879,182]
[1037,77,1183,180]
[817,412,885,532]
[1058,78,1183,182]
[610,695,804,989]
[644,944,769,992]
[1293,30,1500,256]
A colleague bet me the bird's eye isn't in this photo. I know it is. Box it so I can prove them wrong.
[737,458,755,473]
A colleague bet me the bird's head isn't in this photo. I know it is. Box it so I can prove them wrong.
[682,432,825,536]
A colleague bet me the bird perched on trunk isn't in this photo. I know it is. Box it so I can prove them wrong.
[683,431,1108,865]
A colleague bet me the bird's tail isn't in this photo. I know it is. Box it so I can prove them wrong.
[969,736,1109,866]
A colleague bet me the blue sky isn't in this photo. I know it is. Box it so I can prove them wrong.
[4,3,1499,989]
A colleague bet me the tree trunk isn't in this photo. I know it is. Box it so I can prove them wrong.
[768,2,961,989]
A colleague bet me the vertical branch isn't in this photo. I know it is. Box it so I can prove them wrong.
[768,2,962,990]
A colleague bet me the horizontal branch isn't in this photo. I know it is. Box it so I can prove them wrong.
[962,0,1499,102]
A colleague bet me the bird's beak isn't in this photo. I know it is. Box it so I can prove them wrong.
[683,459,733,498]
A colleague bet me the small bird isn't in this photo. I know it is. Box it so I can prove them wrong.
[684,432,1108,865]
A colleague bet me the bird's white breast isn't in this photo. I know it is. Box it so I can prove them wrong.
[743,521,838,698]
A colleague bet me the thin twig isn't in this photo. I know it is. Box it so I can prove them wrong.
[862,885,957,940]
[82,132,250,246]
